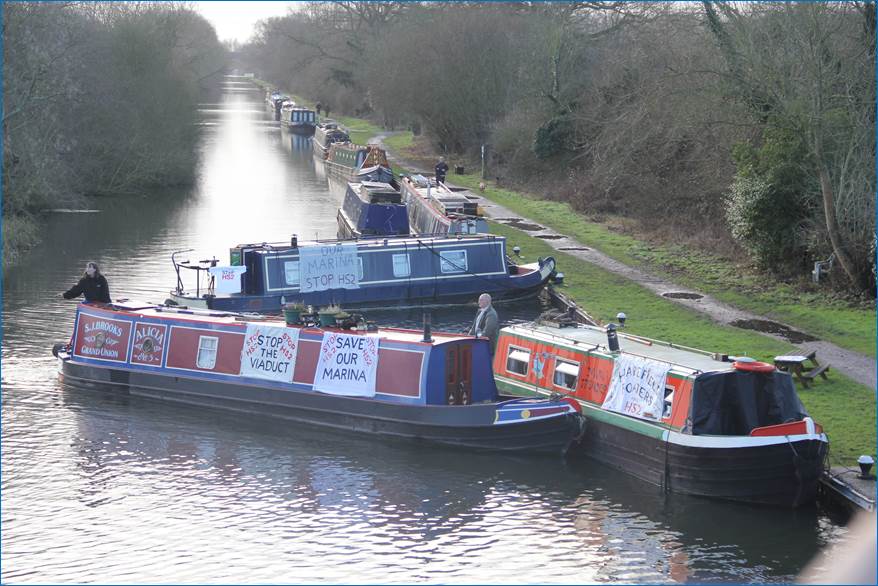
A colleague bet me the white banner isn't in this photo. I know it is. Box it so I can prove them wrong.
[209,266,247,294]
[298,243,360,292]
[313,332,380,397]
[239,324,300,383]
[601,354,671,422]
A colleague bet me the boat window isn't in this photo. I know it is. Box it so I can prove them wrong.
[392,254,411,278]
[439,250,468,274]
[284,261,300,286]
[553,359,580,390]
[196,336,218,370]
[663,386,674,419]
[357,257,364,280]
[506,347,530,376]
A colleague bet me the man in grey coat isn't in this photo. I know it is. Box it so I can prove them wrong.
[469,293,499,356]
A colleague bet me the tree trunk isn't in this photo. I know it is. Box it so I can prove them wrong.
[812,137,862,288]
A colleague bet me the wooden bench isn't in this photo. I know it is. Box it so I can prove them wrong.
[774,351,829,388]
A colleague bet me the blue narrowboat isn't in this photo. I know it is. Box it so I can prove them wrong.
[169,235,556,313]
[401,175,488,236]
[282,107,317,135]
[55,301,582,453]
[337,181,410,239]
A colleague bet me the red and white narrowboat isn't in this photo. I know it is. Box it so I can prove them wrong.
[54,301,583,454]
[492,320,828,507]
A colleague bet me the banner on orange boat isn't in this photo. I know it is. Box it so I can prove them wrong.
[239,324,300,383]
[601,354,671,422]
[298,243,359,292]
[312,331,379,397]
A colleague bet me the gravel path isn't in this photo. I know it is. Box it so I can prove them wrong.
[371,132,876,388]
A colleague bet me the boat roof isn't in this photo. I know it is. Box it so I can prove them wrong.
[236,233,505,250]
[505,322,730,376]
[106,300,474,346]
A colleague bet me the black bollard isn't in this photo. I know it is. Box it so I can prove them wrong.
[422,312,433,343]
[606,323,620,352]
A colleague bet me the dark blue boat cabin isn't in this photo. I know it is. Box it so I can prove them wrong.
[337,181,410,239]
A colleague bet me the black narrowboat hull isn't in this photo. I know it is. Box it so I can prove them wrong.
[60,357,581,454]
[572,415,827,507]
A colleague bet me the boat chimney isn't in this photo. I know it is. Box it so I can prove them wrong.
[422,312,433,343]
[291,234,298,248]
[606,323,620,352]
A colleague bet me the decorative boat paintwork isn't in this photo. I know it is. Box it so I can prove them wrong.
[493,321,828,507]
[169,235,556,313]
[55,302,583,454]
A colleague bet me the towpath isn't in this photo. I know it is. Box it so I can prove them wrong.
[370,132,876,388]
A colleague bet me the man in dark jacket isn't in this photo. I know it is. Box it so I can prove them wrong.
[435,156,449,184]
[63,262,111,303]
[469,293,499,356]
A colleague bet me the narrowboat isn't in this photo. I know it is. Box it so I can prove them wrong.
[268,95,293,121]
[282,107,316,135]
[312,119,350,159]
[336,180,410,239]
[168,234,556,313]
[493,319,828,507]
[324,142,391,187]
[401,175,488,236]
[54,301,582,454]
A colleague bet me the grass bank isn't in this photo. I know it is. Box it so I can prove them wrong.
[490,220,876,464]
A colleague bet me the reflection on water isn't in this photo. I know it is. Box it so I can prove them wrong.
[1,76,848,583]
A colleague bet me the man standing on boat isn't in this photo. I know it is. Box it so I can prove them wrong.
[469,293,499,356]
[435,156,449,185]
[62,261,111,303]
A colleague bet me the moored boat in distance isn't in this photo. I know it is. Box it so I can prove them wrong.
[282,107,316,135]
[401,174,488,236]
[55,301,582,454]
[337,180,409,239]
[312,119,350,159]
[493,319,828,507]
[169,234,556,313]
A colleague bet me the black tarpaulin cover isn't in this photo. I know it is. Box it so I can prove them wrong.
[685,370,809,436]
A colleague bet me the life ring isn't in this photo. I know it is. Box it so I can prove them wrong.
[733,361,775,373]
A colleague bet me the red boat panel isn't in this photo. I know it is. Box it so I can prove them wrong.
[293,339,321,385]
[166,326,244,374]
[376,348,424,397]
[73,312,132,364]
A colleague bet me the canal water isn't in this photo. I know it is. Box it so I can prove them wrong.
[1,76,850,583]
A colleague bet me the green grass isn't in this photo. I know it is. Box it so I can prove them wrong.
[448,174,876,358]
[383,131,415,154]
[489,220,876,464]
[335,117,384,146]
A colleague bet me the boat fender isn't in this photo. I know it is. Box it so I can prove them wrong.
[732,360,775,373]
[52,342,69,358]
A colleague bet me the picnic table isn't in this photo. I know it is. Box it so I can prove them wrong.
[774,350,830,388]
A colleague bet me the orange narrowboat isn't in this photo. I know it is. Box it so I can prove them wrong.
[493,320,828,507]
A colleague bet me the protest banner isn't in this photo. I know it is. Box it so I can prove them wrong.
[239,324,300,383]
[313,332,380,397]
